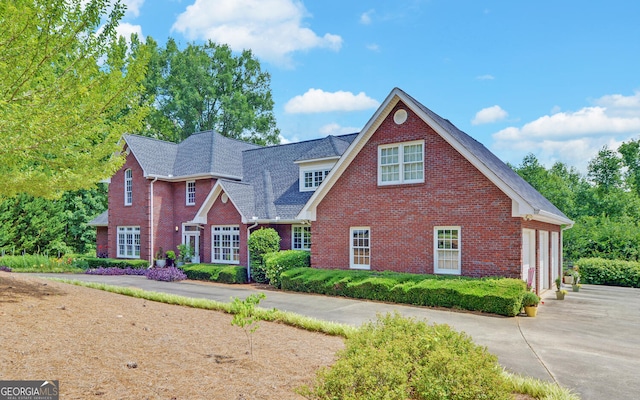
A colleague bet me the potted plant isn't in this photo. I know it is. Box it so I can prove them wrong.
[177,243,194,264]
[563,268,574,284]
[166,250,176,267]
[155,247,166,268]
[571,267,581,292]
[555,277,567,300]
[522,291,540,317]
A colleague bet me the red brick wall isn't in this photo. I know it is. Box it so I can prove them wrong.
[108,151,150,261]
[96,227,108,257]
[205,191,247,266]
[312,102,524,278]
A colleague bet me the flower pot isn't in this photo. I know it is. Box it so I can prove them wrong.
[563,276,574,284]
[524,306,538,317]
[155,259,166,268]
[572,284,580,292]
[556,291,565,300]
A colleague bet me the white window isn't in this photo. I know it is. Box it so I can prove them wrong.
[212,225,240,264]
[117,226,140,258]
[350,227,370,269]
[378,140,424,185]
[186,181,196,205]
[124,169,133,206]
[303,169,330,190]
[434,227,461,275]
[292,225,311,250]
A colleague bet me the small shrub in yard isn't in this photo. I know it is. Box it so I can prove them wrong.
[302,313,511,400]
[180,264,248,284]
[247,228,280,283]
[145,267,187,282]
[263,250,310,288]
[230,293,269,358]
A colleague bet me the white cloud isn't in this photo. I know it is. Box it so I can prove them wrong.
[366,43,380,52]
[472,105,508,125]
[114,22,143,40]
[319,123,360,136]
[171,0,342,67]
[123,0,144,17]
[476,74,495,81]
[284,89,380,114]
[492,91,640,172]
[360,9,374,25]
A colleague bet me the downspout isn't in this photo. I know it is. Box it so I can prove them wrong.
[149,177,158,266]
[246,221,259,282]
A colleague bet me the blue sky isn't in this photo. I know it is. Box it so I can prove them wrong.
[115,0,640,172]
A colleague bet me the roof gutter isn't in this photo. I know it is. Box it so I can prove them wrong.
[145,172,243,182]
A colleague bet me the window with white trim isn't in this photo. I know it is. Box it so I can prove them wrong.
[292,225,311,250]
[117,226,140,258]
[186,181,196,205]
[212,225,240,264]
[434,227,461,275]
[124,169,133,205]
[350,227,370,269]
[303,169,330,190]
[378,140,424,185]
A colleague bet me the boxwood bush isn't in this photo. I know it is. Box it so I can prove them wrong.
[263,250,310,288]
[180,264,248,284]
[577,257,640,288]
[302,313,511,400]
[281,268,526,316]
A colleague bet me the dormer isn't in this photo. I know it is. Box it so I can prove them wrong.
[295,136,352,192]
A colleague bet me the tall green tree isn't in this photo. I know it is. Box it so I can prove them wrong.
[141,38,280,145]
[619,138,640,196]
[0,0,150,198]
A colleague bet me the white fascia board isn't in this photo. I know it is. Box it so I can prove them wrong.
[534,210,574,227]
[297,90,402,221]
[192,182,224,224]
[144,173,243,182]
[293,156,340,165]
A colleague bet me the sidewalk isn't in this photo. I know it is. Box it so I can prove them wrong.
[31,273,640,400]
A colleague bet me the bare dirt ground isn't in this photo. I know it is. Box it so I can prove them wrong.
[0,272,344,399]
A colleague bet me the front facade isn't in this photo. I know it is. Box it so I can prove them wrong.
[90,88,573,291]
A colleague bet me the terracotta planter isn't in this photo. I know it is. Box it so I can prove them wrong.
[556,291,565,300]
[563,276,574,284]
[524,306,538,317]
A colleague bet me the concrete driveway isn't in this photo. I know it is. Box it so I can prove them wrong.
[32,274,640,400]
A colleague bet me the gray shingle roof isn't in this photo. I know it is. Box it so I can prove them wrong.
[125,132,260,179]
[239,133,358,220]
[399,89,570,222]
[87,210,108,226]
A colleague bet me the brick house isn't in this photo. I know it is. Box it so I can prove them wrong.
[90,88,573,290]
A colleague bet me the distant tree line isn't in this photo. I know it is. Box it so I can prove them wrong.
[511,139,640,262]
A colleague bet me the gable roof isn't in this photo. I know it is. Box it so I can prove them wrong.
[124,131,261,180]
[298,88,573,227]
[192,133,358,223]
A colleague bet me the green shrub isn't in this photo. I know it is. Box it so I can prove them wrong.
[577,257,640,288]
[303,313,511,400]
[281,268,526,316]
[247,228,280,283]
[83,257,149,269]
[263,250,310,288]
[180,264,248,284]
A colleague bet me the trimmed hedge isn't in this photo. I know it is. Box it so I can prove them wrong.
[180,264,248,284]
[281,268,527,316]
[576,257,640,288]
[83,257,149,269]
[263,250,310,288]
